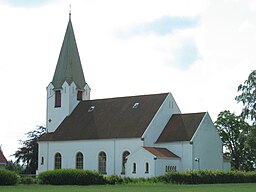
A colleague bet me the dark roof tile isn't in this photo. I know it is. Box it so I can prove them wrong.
[156,112,206,143]
[144,147,180,158]
[40,93,168,141]
[0,150,7,164]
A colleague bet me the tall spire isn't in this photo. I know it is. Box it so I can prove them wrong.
[51,15,86,90]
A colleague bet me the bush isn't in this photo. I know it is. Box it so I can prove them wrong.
[105,175,123,184]
[160,170,256,184]
[19,176,38,185]
[0,169,19,185]
[38,169,105,185]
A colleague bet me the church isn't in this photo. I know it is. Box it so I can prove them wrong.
[37,14,230,177]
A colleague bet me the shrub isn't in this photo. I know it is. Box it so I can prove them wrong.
[0,169,19,185]
[19,176,37,185]
[160,170,256,184]
[105,175,123,184]
[38,169,105,185]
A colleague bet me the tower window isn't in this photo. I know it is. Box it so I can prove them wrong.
[55,90,61,108]
[77,90,83,101]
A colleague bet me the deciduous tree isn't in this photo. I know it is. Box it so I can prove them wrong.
[215,110,254,171]
[236,70,256,122]
[14,126,45,174]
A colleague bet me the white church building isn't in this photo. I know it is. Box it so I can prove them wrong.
[37,15,230,177]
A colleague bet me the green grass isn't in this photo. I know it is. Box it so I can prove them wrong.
[1,183,256,192]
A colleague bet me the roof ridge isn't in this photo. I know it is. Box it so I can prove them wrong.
[86,92,169,102]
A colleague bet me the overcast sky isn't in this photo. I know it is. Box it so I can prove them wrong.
[0,0,255,161]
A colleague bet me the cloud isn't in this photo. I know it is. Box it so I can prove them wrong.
[174,39,199,70]
[0,0,56,7]
[118,16,199,37]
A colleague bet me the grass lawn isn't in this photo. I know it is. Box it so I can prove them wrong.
[1,183,256,192]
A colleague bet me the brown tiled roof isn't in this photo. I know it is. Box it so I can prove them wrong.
[40,93,168,141]
[156,112,206,143]
[0,150,7,164]
[144,147,180,158]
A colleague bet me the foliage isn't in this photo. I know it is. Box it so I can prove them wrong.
[5,160,24,174]
[236,70,256,122]
[214,110,254,171]
[158,170,256,184]
[234,69,256,169]
[38,169,105,185]
[105,175,124,184]
[19,176,38,185]
[14,126,46,174]
[104,175,160,185]
[0,169,19,185]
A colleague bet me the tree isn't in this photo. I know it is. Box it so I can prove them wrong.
[5,160,24,174]
[214,110,254,171]
[235,69,256,169]
[14,126,46,174]
[235,70,256,122]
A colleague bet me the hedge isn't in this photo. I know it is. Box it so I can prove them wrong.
[38,169,105,185]
[158,170,256,184]
[0,169,19,185]
[38,169,256,185]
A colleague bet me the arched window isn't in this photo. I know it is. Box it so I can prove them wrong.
[54,153,62,169]
[41,156,44,165]
[121,151,130,174]
[98,151,107,174]
[76,152,83,169]
[145,162,149,173]
[132,162,136,174]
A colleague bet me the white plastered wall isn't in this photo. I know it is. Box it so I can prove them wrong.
[191,113,223,170]
[46,82,90,133]
[142,93,181,146]
[37,138,142,175]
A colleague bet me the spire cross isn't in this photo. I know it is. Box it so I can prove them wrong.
[69,4,71,19]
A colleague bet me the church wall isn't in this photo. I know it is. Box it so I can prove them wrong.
[38,138,143,175]
[126,148,181,178]
[46,82,80,133]
[126,148,156,178]
[191,113,223,170]
[142,93,181,146]
[155,142,193,171]
[223,160,231,171]
[155,158,180,176]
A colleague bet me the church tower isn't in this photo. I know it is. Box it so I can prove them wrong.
[46,14,90,133]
